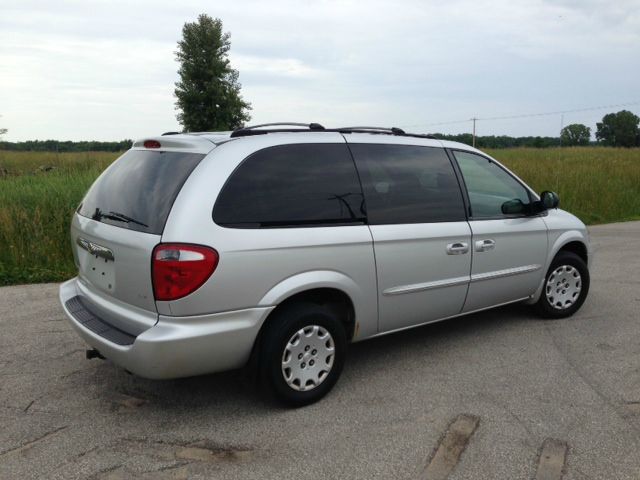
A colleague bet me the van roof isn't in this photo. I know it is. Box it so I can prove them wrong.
[134,123,479,152]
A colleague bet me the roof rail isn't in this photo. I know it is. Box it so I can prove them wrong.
[225,122,436,140]
[336,126,406,135]
[230,122,325,138]
[161,131,181,136]
[336,126,435,139]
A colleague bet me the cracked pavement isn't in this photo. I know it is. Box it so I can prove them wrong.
[1,221,639,479]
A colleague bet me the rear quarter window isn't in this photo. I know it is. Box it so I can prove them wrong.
[213,143,365,228]
[78,150,205,234]
[350,144,466,224]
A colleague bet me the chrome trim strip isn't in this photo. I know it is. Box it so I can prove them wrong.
[382,264,542,295]
[471,264,541,282]
[382,264,541,296]
[76,237,115,262]
[383,275,470,296]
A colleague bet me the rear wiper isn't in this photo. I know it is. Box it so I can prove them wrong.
[91,208,148,228]
[106,211,149,228]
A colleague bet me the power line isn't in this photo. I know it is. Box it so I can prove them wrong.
[399,100,640,129]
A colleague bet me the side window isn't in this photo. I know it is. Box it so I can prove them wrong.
[350,144,466,224]
[213,144,365,228]
[453,151,530,218]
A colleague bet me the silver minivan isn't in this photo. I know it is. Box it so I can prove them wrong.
[59,124,591,405]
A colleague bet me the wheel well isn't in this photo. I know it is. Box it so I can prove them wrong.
[262,288,356,342]
[559,241,588,264]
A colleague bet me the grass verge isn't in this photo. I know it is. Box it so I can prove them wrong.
[1,147,639,285]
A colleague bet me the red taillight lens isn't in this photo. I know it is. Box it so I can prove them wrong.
[152,244,219,301]
[144,140,161,149]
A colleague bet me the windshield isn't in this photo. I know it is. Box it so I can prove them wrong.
[78,149,205,234]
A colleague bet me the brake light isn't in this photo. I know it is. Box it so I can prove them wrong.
[152,244,219,301]
[144,140,161,149]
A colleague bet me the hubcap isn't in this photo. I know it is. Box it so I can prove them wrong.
[281,325,335,392]
[545,265,582,310]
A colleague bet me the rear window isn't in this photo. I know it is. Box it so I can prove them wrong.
[78,149,205,234]
[213,144,365,228]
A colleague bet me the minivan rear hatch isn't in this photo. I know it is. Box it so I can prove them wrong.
[71,145,208,330]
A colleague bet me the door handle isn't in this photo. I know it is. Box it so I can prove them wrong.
[446,242,469,255]
[475,239,496,252]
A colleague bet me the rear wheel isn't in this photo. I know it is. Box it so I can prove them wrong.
[534,251,590,319]
[259,302,347,407]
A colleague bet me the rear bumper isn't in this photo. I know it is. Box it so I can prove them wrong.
[59,278,274,379]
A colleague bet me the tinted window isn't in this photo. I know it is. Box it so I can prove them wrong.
[213,144,365,228]
[453,151,530,218]
[350,144,466,224]
[78,150,205,234]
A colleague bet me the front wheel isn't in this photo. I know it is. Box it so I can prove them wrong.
[534,251,590,319]
[258,302,347,407]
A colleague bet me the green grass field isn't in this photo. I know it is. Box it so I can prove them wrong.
[1,147,639,285]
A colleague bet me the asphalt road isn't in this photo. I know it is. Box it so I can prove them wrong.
[1,221,639,480]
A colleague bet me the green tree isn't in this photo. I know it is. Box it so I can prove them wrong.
[560,123,590,146]
[174,14,251,132]
[596,110,640,147]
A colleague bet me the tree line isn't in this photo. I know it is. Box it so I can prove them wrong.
[1,110,638,151]
[0,139,132,152]
[433,110,640,148]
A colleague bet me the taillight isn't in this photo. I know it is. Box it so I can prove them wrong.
[152,244,219,301]
[144,140,161,149]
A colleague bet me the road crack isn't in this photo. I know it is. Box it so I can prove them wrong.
[0,425,69,457]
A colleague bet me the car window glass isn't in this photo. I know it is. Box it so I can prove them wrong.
[213,143,365,228]
[453,150,530,218]
[78,150,205,234]
[350,144,466,224]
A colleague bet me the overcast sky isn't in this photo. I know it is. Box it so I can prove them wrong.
[1,0,639,141]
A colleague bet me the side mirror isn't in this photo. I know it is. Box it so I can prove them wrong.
[540,191,560,209]
[501,198,526,215]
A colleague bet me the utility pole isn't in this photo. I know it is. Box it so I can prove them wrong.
[471,117,477,147]
[559,113,564,147]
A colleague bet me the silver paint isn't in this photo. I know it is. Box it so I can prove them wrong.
[59,131,592,381]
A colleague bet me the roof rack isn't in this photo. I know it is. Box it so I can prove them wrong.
[336,126,406,135]
[230,122,325,138]
[227,122,435,139]
[335,126,436,139]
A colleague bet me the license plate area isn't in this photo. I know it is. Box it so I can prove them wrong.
[78,249,116,293]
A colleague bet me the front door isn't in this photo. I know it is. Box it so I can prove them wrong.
[347,138,472,333]
[451,150,548,312]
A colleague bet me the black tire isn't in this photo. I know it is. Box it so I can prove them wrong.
[534,251,590,319]
[258,302,347,407]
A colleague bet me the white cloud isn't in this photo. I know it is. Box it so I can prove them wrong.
[0,0,639,140]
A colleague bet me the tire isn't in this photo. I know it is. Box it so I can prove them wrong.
[534,251,590,319]
[258,302,347,407]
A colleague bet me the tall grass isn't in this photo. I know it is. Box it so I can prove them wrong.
[488,147,640,225]
[0,147,639,285]
[0,151,116,284]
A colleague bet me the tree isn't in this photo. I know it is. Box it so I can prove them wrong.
[560,123,590,146]
[596,110,640,147]
[174,14,251,132]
